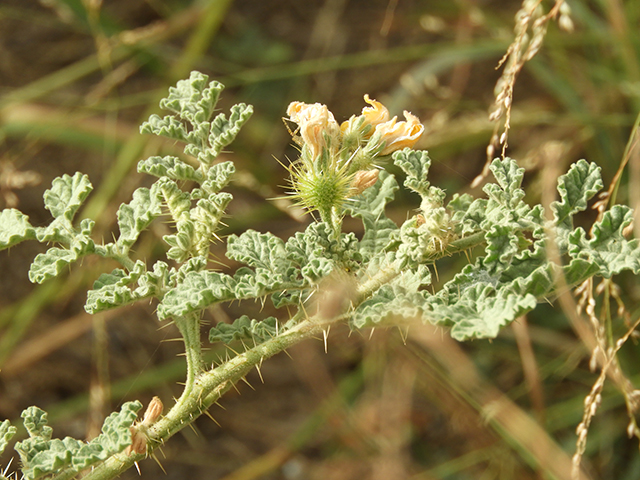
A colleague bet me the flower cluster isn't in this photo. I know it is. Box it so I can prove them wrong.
[284,95,424,228]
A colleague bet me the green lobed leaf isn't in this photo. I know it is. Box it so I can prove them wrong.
[29,232,95,283]
[43,172,93,222]
[159,71,223,124]
[485,158,525,209]
[0,420,16,456]
[552,159,602,233]
[84,261,147,313]
[207,103,254,160]
[430,283,537,341]
[15,402,141,480]
[482,225,520,274]
[157,271,237,320]
[227,230,288,272]
[117,184,163,248]
[0,208,36,250]
[200,161,236,194]
[137,155,198,181]
[209,315,278,344]
[392,148,432,197]
[568,205,640,277]
[139,114,188,141]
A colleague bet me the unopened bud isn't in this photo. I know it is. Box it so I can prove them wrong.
[126,427,148,455]
[142,396,163,426]
[351,169,379,195]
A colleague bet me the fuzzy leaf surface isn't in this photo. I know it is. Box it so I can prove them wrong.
[117,185,163,247]
[0,208,36,249]
[392,148,432,196]
[137,156,197,181]
[43,173,92,222]
[209,315,278,344]
[85,261,147,313]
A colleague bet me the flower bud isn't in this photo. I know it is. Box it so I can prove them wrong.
[351,169,379,195]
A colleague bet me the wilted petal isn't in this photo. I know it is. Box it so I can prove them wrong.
[286,101,340,159]
[374,110,424,155]
[361,94,390,126]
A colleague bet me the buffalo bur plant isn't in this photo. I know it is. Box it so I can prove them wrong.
[0,60,639,480]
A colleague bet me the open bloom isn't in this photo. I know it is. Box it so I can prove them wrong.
[287,101,340,160]
[374,111,424,155]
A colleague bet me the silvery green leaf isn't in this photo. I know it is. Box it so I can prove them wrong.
[483,224,520,274]
[139,114,188,141]
[430,283,537,341]
[226,230,288,272]
[358,216,398,261]
[43,172,92,222]
[157,271,237,320]
[137,155,198,181]
[159,71,223,124]
[29,233,95,283]
[88,401,142,456]
[485,158,525,209]
[551,160,602,249]
[207,103,253,160]
[15,402,141,480]
[116,185,163,248]
[209,315,278,344]
[201,161,235,194]
[84,261,147,313]
[392,148,432,197]
[351,286,427,329]
[568,205,640,277]
[0,420,16,456]
[0,208,36,250]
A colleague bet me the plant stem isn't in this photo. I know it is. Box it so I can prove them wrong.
[71,319,327,480]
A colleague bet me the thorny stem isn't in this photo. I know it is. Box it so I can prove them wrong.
[66,318,328,480]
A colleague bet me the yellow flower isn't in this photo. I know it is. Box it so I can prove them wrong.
[286,101,340,160]
[374,111,424,155]
[361,94,390,127]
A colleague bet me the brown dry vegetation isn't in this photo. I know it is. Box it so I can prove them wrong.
[1,1,640,479]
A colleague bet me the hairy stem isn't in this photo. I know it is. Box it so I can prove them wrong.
[70,318,327,480]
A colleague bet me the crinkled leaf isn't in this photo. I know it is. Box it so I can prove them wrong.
[29,233,95,283]
[159,71,223,124]
[226,230,288,272]
[551,160,602,231]
[483,225,520,274]
[0,420,16,456]
[90,401,142,455]
[117,184,163,247]
[137,155,197,181]
[157,271,237,320]
[209,315,278,344]
[207,103,254,159]
[359,216,398,261]
[0,208,36,249]
[568,205,640,277]
[430,283,537,341]
[352,286,427,329]
[201,161,235,194]
[15,402,141,480]
[392,148,432,197]
[85,261,147,313]
[43,173,92,222]
[485,158,525,209]
[139,114,188,141]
